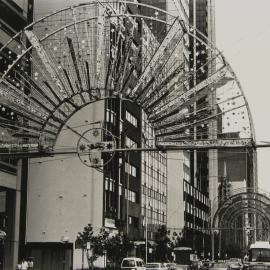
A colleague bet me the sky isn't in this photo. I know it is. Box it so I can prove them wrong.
[215,0,270,192]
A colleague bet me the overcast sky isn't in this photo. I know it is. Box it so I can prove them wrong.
[215,0,270,191]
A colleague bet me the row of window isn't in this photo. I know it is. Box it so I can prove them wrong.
[185,202,208,221]
[143,153,167,170]
[125,189,139,203]
[125,136,138,148]
[106,109,116,125]
[142,178,166,196]
[184,181,209,206]
[143,163,166,181]
[125,162,137,177]
[142,186,166,203]
[142,197,166,213]
[105,177,115,192]
[141,200,167,215]
[106,109,139,129]
[142,173,166,190]
[125,110,138,127]
[142,208,166,224]
[186,221,210,234]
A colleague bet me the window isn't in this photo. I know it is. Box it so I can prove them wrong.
[125,136,138,148]
[125,189,138,203]
[125,162,137,177]
[137,261,145,267]
[105,177,115,192]
[128,215,139,228]
[106,109,116,125]
[125,110,138,127]
[122,260,135,267]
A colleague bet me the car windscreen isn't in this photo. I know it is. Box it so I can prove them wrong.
[137,261,145,267]
[250,249,270,262]
[122,260,136,267]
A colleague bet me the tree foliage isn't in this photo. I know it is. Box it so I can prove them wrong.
[106,233,134,267]
[76,224,134,267]
[155,225,174,262]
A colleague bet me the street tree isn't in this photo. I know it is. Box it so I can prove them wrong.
[105,233,134,267]
[155,225,174,262]
[76,224,108,268]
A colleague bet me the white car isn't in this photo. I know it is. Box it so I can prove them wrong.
[121,257,146,270]
[146,262,168,270]
[163,263,177,270]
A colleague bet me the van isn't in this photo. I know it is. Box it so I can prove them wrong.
[121,257,146,270]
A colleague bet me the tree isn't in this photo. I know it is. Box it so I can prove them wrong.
[76,224,108,268]
[77,225,134,268]
[105,233,134,268]
[155,225,173,262]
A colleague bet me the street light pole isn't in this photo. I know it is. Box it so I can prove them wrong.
[126,151,130,235]
[211,230,214,261]
[203,222,205,258]
[145,198,152,264]
[146,215,148,264]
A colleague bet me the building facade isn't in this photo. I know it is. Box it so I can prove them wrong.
[0,1,33,269]
[22,1,170,268]
[167,0,215,257]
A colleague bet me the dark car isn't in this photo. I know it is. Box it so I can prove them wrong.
[200,260,211,270]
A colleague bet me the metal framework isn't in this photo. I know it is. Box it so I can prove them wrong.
[0,1,255,160]
[212,188,270,228]
[210,188,270,258]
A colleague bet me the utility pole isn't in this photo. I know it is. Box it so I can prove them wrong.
[146,214,148,264]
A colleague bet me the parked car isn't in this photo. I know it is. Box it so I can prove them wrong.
[200,259,211,270]
[212,262,227,270]
[121,257,146,270]
[227,262,242,270]
[146,262,167,270]
[176,265,192,270]
[163,262,177,270]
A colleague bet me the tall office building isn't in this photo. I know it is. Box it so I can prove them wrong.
[0,1,33,269]
[188,0,257,256]
[167,0,214,257]
[19,1,170,268]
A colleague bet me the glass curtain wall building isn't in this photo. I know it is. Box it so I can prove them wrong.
[140,13,168,242]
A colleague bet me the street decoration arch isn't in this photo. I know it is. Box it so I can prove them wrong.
[210,188,270,258]
[212,188,270,230]
[0,1,255,167]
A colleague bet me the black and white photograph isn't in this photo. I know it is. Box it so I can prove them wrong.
[0,0,270,269]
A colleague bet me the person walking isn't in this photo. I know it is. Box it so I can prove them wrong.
[21,259,28,270]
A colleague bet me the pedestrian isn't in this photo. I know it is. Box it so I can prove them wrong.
[27,258,34,269]
[21,259,28,270]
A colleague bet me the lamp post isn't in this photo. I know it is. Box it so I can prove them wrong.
[145,199,152,264]
[146,214,148,264]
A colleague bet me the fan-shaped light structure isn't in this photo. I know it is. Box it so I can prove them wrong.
[0,1,255,160]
